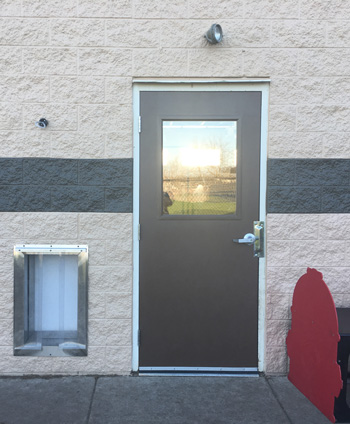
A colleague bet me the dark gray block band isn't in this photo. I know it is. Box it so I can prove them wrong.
[0,158,132,213]
[268,159,350,213]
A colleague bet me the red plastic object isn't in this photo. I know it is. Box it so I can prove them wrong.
[286,268,342,423]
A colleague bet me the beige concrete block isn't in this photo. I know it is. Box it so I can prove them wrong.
[188,49,242,77]
[23,213,78,239]
[268,132,324,158]
[135,0,187,18]
[0,0,21,16]
[0,19,49,45]
[0,131,51,157]
[160,20,212,49]
[300,0,350,20]
[77,347,106,374]
[134,48,188,77]
[291,240,346,268]
[106,293,132,319]
[317,267,350,295]
[89,266,132,292]
[266,293,292,320]
[0,293,12,320]
[78,239,105,266]
[79,48,132,76]
[0,264,13,293]
[266,241,290,267]
[189,0,243,19]
[105,78,132,105]
[51,19,104,47]
[332,293,344,308]
[0,213,24,238]
[271,21,325,48]
[105,239,132,267]
[105,131,133,158]
[0,320,12,345]
[223,20,270,48]
[341,294,350,308]
[324,78,350,105]
[0,348,17,373]
[267,214,319,240]
[269,105,296,132]
[243,49,298,76]
[76,347,106,374]
[78,0,132,18]
[106,20,160,48]
[23,104,78,131]
[0,239,18,268]
[0,104,22,130]
[23,48,77,75]
[297,105,350,132]
[245,0,299,19]
[327,21,350,48]
[266,319,290,347]
[266,267,306,294]
[89,319,131,346]
[52,132,105,158]
[265,346,288,374]
[319,215,350,240]
[0,76,50,103]
[0,47,22,74]
[299,49,350,77]
[51,76,105,103]
[22,0,77,17]
[89,292,105,319]
[79,213,132,240]
[105,346,131,373]
[323,133,350,158]
[270,77,324,105]
[79,104,131,133]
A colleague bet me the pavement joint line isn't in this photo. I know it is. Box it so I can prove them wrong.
[265,376,293,424]
[87,376,98,423]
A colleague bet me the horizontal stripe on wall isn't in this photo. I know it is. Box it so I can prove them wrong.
[0,158,132,213]
[268,159,350,213]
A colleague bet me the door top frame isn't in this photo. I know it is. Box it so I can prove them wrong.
[133,78,271,84]
[132,81,269,373]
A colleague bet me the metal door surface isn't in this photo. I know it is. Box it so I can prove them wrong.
[139,91,261,372]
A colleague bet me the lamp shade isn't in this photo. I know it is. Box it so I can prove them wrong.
[205,24,223,44]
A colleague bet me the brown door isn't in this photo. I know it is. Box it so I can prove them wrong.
[139,91,261,372]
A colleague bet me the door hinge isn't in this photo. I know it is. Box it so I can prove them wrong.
[138,329,141,346]
[138,224,141,241]
[138,116,141,133]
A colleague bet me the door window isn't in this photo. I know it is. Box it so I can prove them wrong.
[162,121,237,215]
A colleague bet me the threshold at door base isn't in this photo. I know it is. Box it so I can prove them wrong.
[139,372,259,377]
[138,366,259,377]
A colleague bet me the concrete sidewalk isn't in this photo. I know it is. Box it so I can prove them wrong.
[0,375,332,424]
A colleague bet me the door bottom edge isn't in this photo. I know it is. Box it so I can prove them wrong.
[138,372,259,377]
[138,366,259,376]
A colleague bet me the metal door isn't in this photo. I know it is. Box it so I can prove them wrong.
[139,91,261,372]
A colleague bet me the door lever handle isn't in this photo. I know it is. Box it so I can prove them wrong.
[233,233,258,245]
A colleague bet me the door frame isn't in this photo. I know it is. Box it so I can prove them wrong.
[132,80,270,373]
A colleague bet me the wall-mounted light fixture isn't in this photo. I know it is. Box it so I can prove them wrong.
[205,24,223,44]
[35,118,49,129]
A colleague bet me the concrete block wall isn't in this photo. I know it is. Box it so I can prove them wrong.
[0,213,132,374]
[0,0,350,374]
[266,214,350,373]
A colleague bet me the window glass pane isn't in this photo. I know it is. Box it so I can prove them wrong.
[162,121,237,215]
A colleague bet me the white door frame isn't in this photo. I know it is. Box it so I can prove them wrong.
[132,80,270,373]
